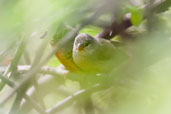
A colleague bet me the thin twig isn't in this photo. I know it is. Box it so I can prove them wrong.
[23,49,31,65]
[46,84,102,114]
[0,40,25,91]
[0,65,67,77]
[9,87,28,114]
[0,40,16,61]
[23,95,48,114]
[32,78,46,109]
[98,0,171,40]
[0,74,48,114]
[29,36,50,110]
[0,74,15,87]
[97,14,132,39]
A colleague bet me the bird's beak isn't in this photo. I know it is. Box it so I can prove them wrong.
[77,43,85,51]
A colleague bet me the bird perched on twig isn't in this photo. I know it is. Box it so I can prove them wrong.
[52,24,126,74]
[72,33,125,74]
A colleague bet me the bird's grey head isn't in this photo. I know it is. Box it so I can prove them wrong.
[73,33,97,53]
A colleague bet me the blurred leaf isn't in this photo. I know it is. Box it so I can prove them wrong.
[79,26,101,37]
[154,0,171,13]
[130,7,143,26]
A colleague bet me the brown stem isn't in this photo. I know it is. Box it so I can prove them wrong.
[97,0,171,40]
[97,14,132,39]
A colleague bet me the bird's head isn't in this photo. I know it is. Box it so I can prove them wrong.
[73,33,98,53]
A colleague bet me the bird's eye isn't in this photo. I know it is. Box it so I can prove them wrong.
[77,41,90,51]
[84,42,89,47]
[85,40,91,46]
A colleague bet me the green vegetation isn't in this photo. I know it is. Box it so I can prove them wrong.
[0,0,171,114]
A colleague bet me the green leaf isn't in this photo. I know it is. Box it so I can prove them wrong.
[130,8,143,26]
[79,26,101,37]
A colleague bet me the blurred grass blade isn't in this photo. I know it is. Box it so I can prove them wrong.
[0,39,25,91]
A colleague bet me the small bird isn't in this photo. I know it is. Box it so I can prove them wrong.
[73,33,124,73]
[52,23,82,72]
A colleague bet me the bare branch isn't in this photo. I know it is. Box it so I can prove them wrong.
[0,40,25,91]
[23,95,48,114]
[0,74,15,87]
[23,49,31,65]
[97,14,132,39]
[46,84,102,114]
[98,0,171,40]
[0,73,48,114]
[0,65,67,77]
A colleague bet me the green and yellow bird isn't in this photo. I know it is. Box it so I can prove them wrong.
[53,25,126,74]
[73,33,122,73]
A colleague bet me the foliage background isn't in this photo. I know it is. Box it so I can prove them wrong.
[0,0,171,114]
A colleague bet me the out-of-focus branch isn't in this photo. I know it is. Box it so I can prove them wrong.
[32,78,46,110]
[0,65,67,76]
[23,49,31,65]
[97,0,171,40]
[0,40,16,61]
[97,14,132,39]
[0,74,15,87]
[0,40,25,91]
[46,84,102,114]
[23,95,48,114]
[0,74,48,114]
[0,65,66,106]
[9,86,28,114]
